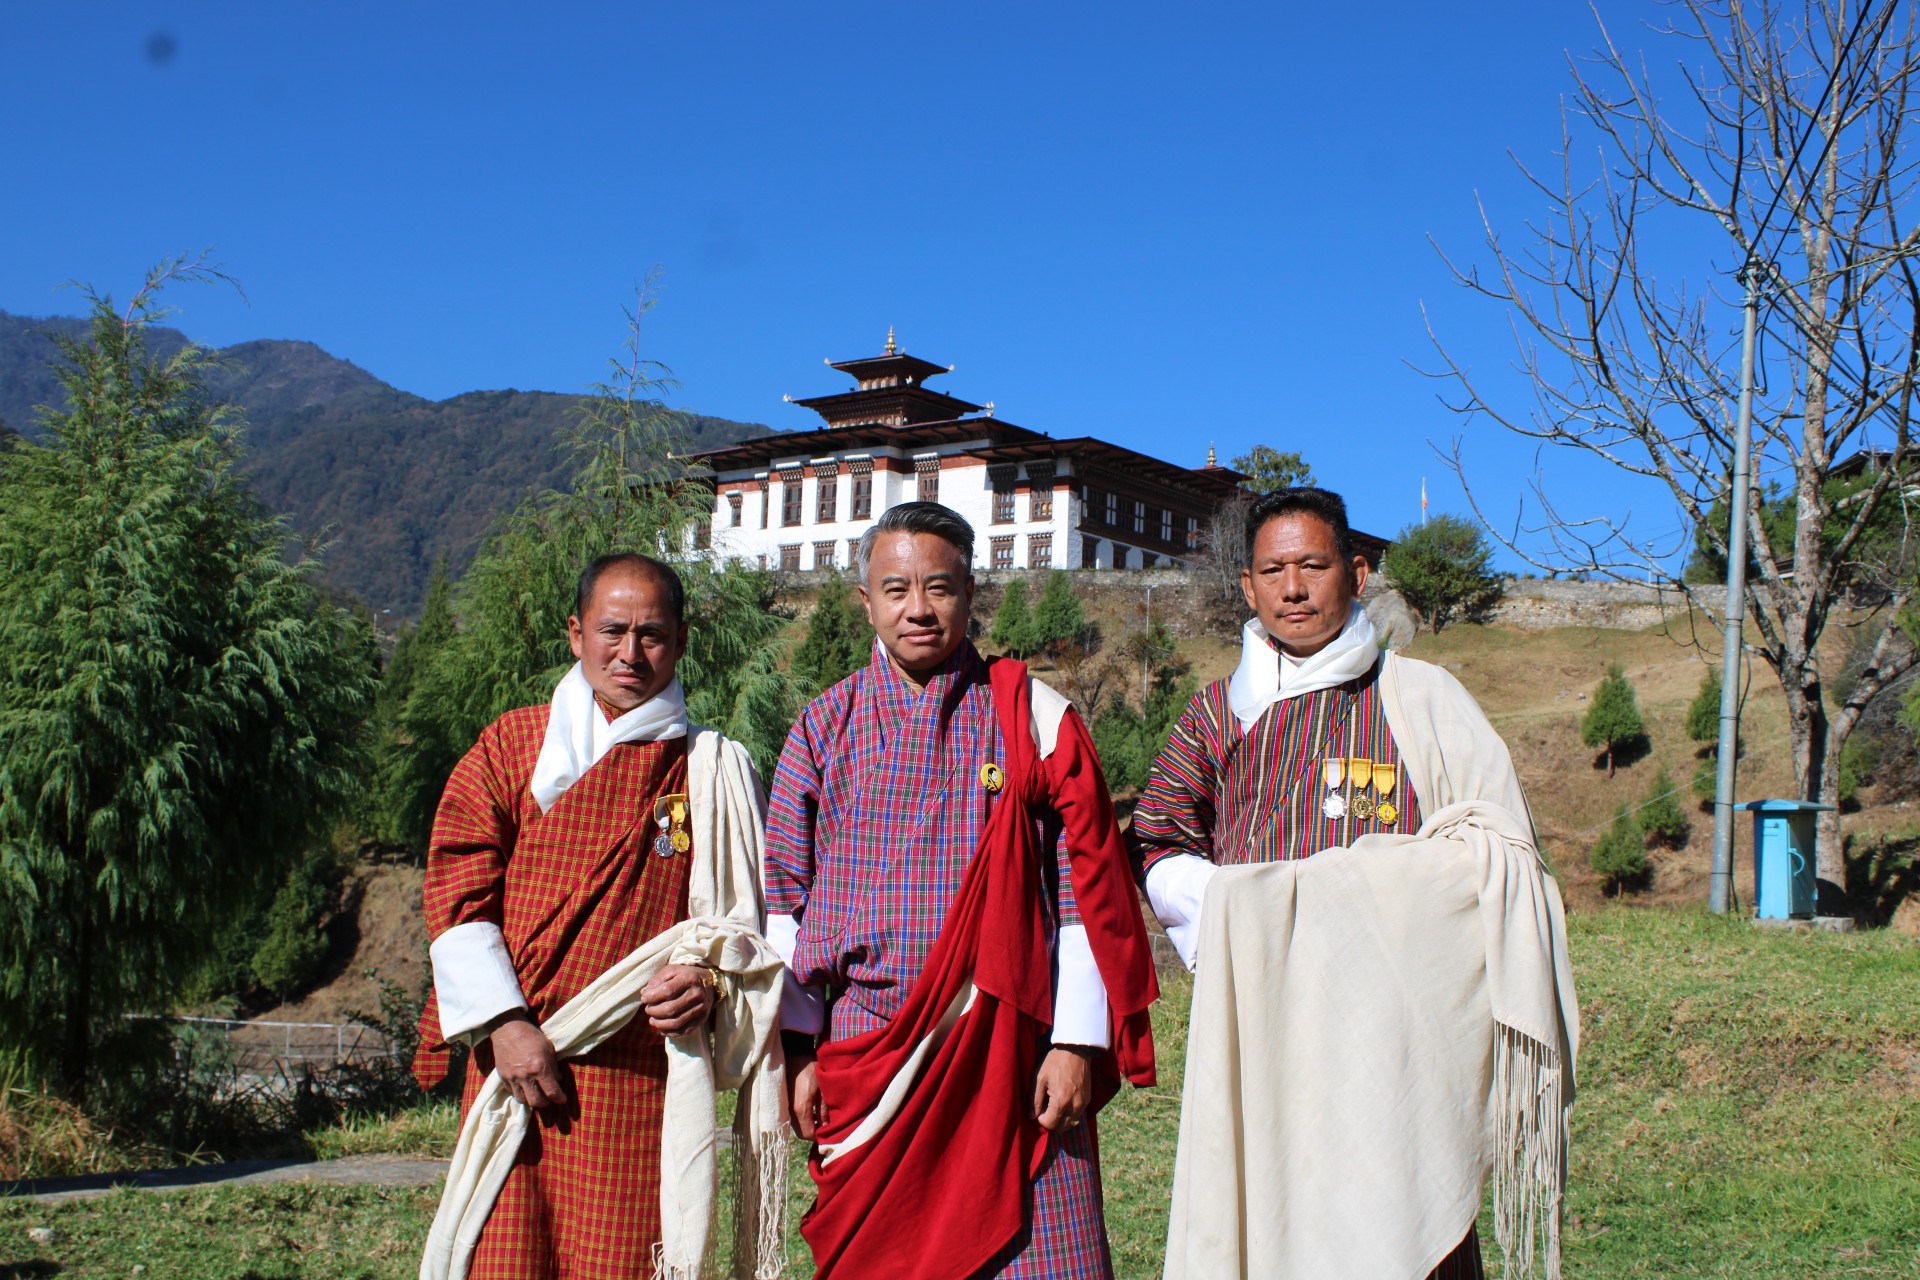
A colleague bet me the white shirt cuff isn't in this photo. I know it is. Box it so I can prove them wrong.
[1145,854,1218,972]
[766,911,827,1036]
[430,921,528,1043]
[1050,923,1111,1048]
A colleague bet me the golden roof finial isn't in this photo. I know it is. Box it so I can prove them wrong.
[1206,442,1218,466]
[885,325,897,354]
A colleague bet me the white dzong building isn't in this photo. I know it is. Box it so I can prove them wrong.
[689,333,1268,574]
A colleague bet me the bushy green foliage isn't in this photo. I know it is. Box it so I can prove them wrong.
[364,563,460,855]
[1381,514,1505,634]
[1091,625,1195,794]
[0,262,377,1096]
[1640,768,1689,849]
[394,292,802,800]
[249,853,339,1001]
[1230,444,1313,494]
[1686,667,1722,743]
[1692,754,1719,809]
[791,573,869,694]
[990,580,1038,656]
[1581,663,1648,777]
[1029,571,1088,657]
[1589,807,1648,891]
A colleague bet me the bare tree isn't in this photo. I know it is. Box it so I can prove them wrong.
[1427,0,1920,887]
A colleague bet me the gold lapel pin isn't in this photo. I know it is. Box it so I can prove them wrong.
[980,762,1005,793]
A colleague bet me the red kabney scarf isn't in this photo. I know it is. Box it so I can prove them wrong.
[800,659,1158,1280]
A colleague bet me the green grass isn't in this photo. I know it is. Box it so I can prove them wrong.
[6,908,1919,1277]
[301,1102,458,1163]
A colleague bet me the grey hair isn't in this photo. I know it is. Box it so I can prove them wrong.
[855,501,976,581]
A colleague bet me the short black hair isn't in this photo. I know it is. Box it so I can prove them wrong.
[855,501,976,580]
[575,552,687,623]
[1244,487,1356,565]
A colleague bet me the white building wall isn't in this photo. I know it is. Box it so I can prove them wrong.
[706,442,1097,575]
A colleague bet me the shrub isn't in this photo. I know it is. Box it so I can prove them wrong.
[250,853,338,1002]
[990,580,1038,656]
[1686,668,1722,744]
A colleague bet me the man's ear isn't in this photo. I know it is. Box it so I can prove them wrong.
[857,582,876,627]
[567,615,585,660]
[1239,567,1257,613]
[1349,555,1370,597]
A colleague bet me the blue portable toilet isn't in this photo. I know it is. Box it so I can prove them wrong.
[1735,799,1832,919]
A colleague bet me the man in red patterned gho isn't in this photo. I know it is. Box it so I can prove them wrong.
[763,501,1159,1280]
[412,552,787,1280]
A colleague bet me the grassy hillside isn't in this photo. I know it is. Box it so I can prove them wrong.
[0,311,772,615]
[6,908,1916,1278]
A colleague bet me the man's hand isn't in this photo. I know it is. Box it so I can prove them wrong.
[491,1014,569,1110]
[786,1048,824,1140]
[1033,1045,1096,1134]
[642,965,716,1037]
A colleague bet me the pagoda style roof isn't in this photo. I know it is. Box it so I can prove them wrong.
[685,417,1044,471]
[790,384,984,427]
[965,437,1250,502]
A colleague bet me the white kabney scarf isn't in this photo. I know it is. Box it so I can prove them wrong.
[1226,604,1379,731]
[530,663,689,812]
[422,719,790,1280]
[1164,652,1579,1280]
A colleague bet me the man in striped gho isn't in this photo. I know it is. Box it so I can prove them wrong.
[763,501,1159,1280]
[1133,488,1580,1280]
[413,552,787,1280]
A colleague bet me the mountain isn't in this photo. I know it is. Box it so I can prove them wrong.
[0,311,772,615]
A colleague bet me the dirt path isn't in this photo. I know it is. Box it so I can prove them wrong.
[3,1154,447,1204]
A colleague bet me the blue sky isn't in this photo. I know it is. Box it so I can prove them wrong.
[2,0,1728,565]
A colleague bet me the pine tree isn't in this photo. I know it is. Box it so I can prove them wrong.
[1581,663,1647,778]
[791,572,869,695]
[1029,571,1087,658]
[1381,514,1506,634]
[1640,767,1689,848]
[0,262,377,1097]
[1685,668,1722,743]
[1589,807,1648,893]
[990,581,1037,657]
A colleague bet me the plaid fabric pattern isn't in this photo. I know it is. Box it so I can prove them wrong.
[1130,659,1484,1280]
[1129,658,1421,875]
[766,642,1111,1278]
[422,705,692,1280]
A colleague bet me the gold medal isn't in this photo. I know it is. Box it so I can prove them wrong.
[1373,762,1399,827]
[1350,792,1377,821]
[980,762,1005,793]
[671,829,691,853]
[652,793,691,858]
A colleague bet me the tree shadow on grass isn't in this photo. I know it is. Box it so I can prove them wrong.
[1843,832,1920,926]
[1,1264,62,1278]
[1590,733,1653,775]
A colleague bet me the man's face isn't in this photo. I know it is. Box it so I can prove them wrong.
[1240,513,1369,658]
[567,566,689,714]
[859,531,975,682]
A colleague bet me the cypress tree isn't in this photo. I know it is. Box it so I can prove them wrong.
[0,263,377,1097]
[990,581,1037,657]
[1685,668,1722,743]
[791,572,869,695]
[1581,663,1647,778]
[1640,767,1689,848]
[1029,571,1088,658]
[1589,807,1648,892]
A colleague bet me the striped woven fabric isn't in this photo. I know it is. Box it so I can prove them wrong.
[1130,656,1486,1280]
[1130,659,1421,874]
[766,641,1113,1280]
[418,707,693,1280]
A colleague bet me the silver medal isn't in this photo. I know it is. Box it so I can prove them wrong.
[653,815,674,858]
[1322,792,1347,820]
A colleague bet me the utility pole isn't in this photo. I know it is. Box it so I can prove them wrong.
[1710,257,1763,915]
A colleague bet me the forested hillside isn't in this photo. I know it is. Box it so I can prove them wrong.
[0,311,771,614]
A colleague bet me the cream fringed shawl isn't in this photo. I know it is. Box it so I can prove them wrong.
[1163,652,1579,1280]
[421,728,791,1280]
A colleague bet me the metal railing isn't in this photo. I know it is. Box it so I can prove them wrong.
[124,1015,397,1073]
